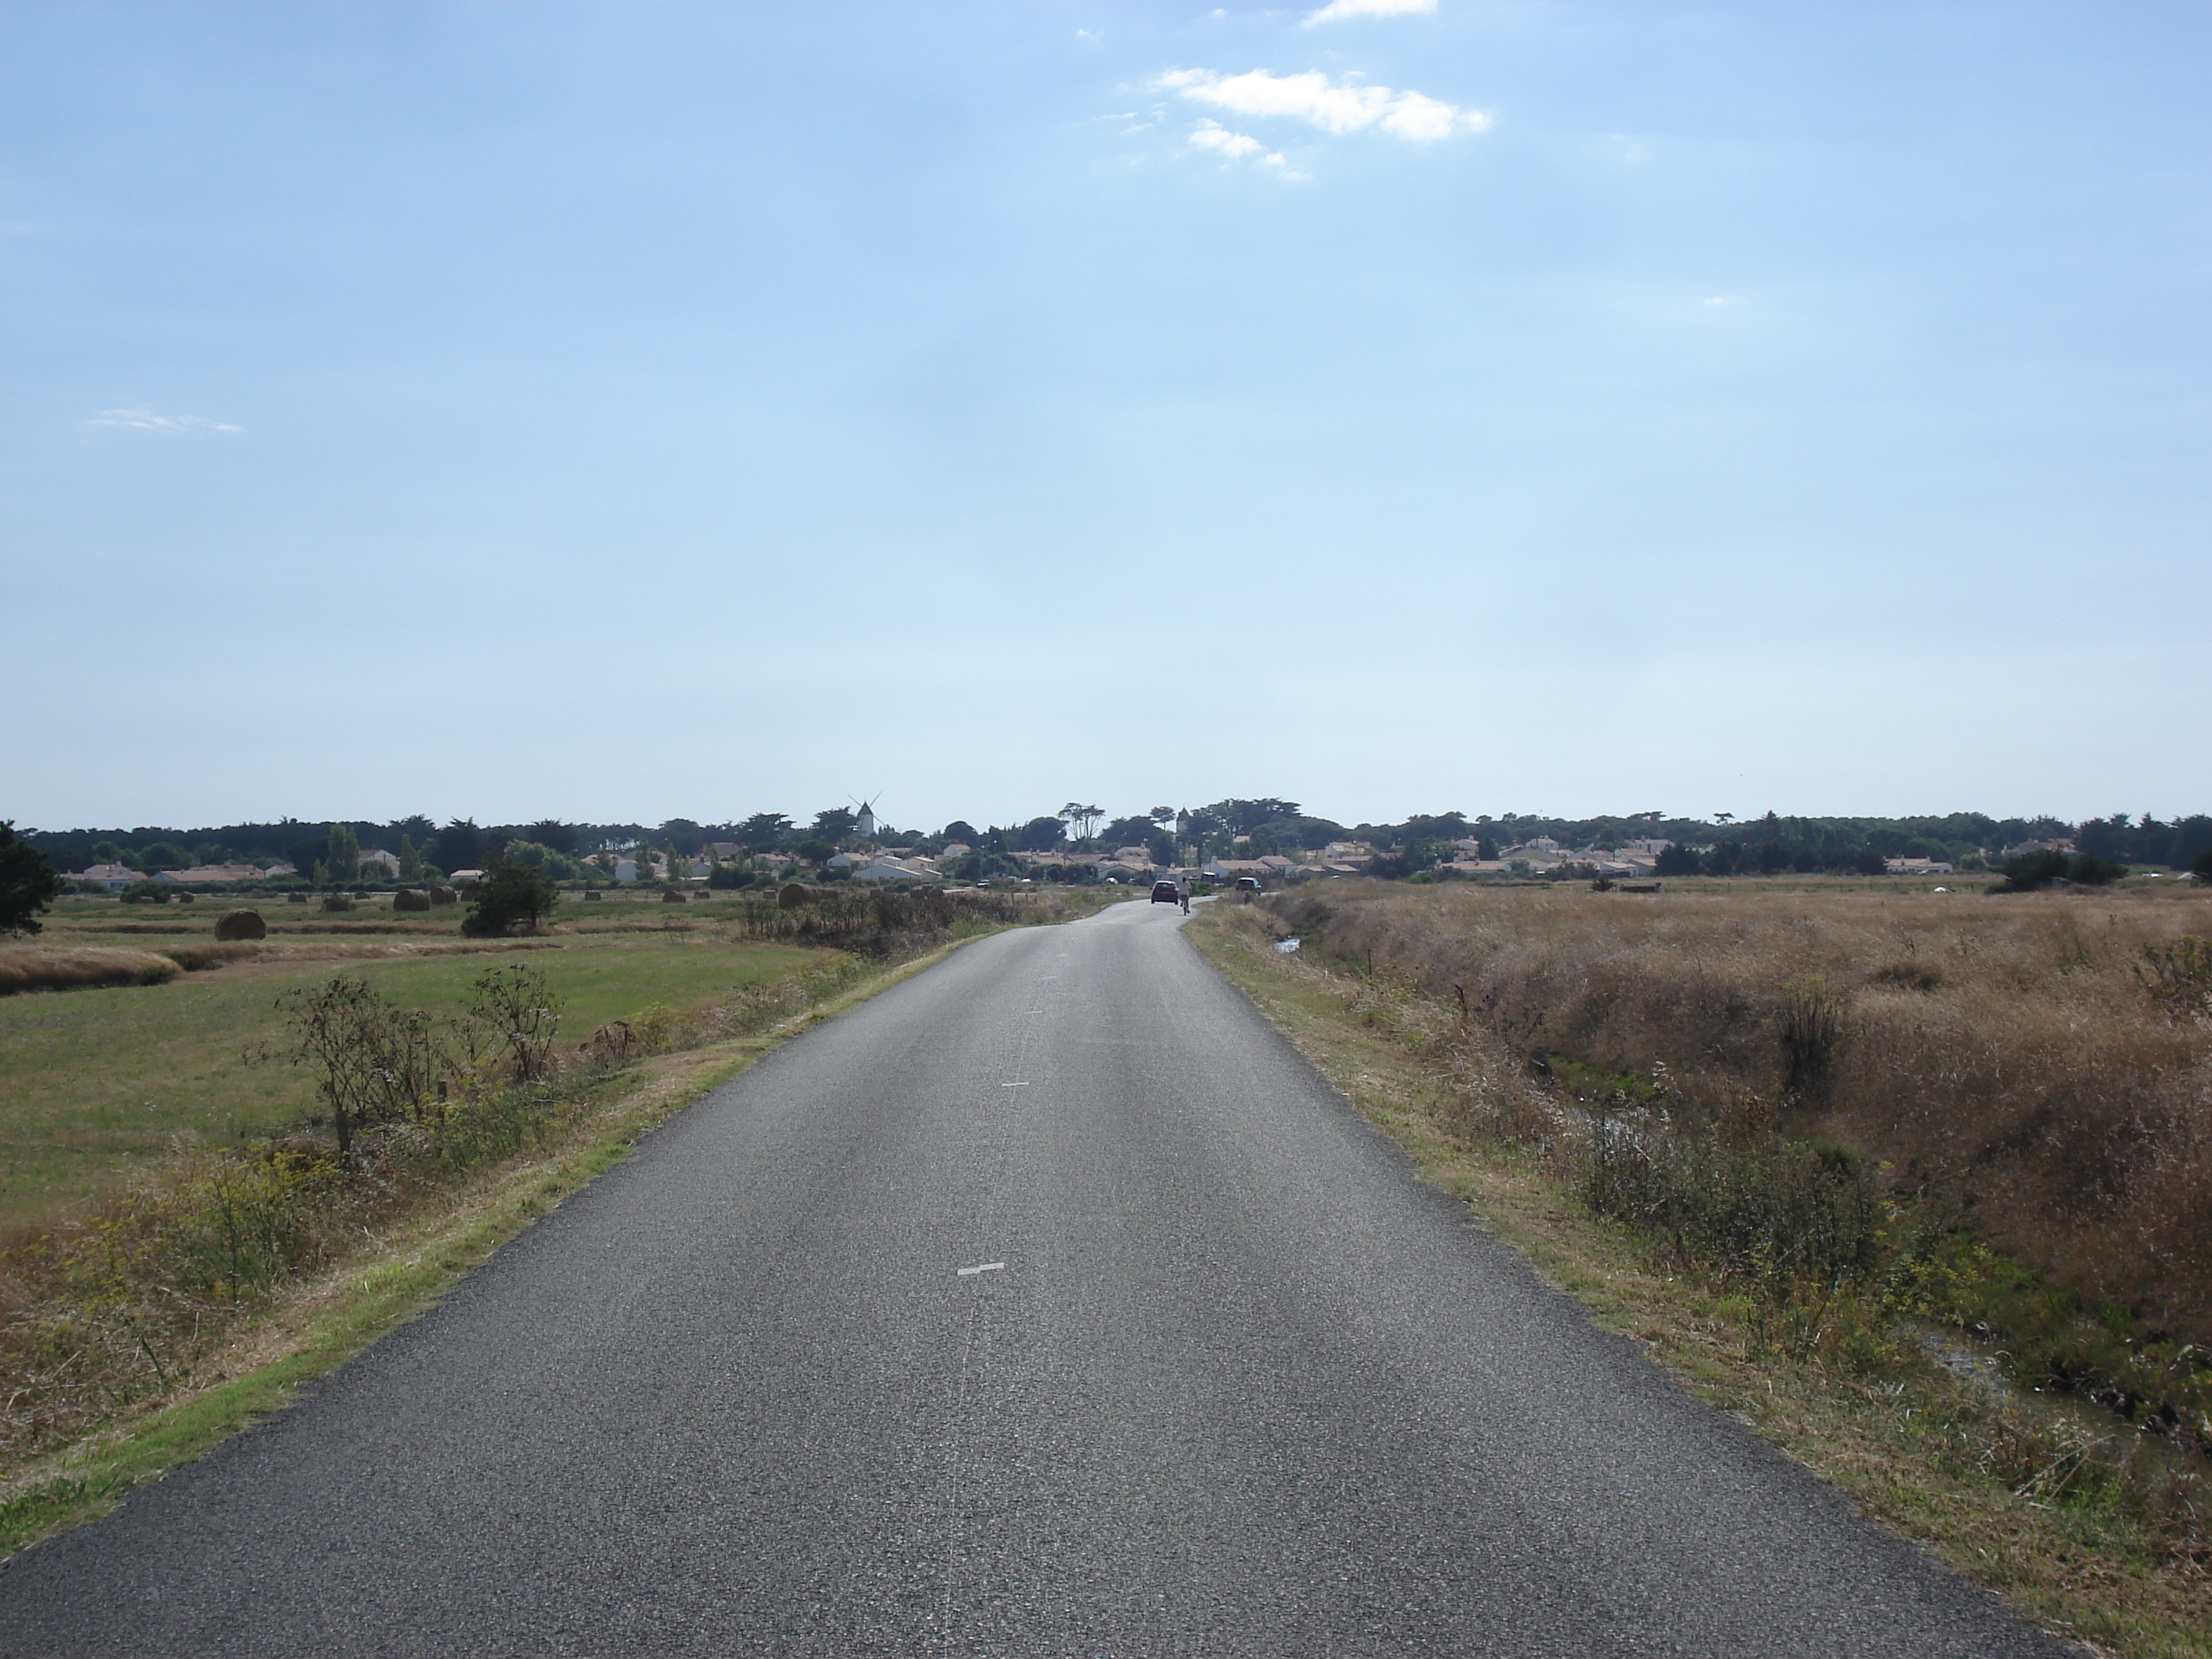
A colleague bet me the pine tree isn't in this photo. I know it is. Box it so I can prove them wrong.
[0,822,65,935]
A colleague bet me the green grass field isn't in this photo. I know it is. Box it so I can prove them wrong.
[1,893,826,1232]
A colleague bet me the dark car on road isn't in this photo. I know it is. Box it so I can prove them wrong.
[1152,880,1181,903]
[1234,875,1262,893]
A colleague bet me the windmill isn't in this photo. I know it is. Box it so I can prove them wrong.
[849,795,881,842]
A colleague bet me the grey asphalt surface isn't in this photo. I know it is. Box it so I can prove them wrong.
[0,899,2071,1657]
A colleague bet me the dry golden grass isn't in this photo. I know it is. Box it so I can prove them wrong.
[0,948,182,994]
[1272,880,2212,1343]
[1190,900,2210,1658]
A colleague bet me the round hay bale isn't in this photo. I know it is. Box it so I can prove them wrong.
[584,890,602,901]
[392,888,431,913]
[286,892,309,903]
[662,888,688,903]
[214,909,267,941]
[174,891,196,903]
[778,882,815,909]
[428,885,458,906]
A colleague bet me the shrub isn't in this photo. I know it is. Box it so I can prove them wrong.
[1996,849,2126,892]
[271,977,444,1162]
[463,962,561,1083]
[2136,936,2212,1021]
[1584,1117,1881,1297]
[119,881,172,905]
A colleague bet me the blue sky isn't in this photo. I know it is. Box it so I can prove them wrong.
[5,1,2206,834]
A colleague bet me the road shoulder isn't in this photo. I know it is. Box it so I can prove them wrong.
[1185,903,2204,1659]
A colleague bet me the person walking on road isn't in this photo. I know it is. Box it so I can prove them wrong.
[1178,876,1192,914]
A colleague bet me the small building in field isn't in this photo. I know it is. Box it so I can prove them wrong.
[1884,856,1954,875]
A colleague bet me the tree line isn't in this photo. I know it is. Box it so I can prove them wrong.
[10,801,2212,915]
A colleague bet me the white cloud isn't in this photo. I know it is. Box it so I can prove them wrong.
[1188,120,1299,175]
[1190,119,1265,159]
[1158,68,1487,142]
[83,406,240,434]
[1305,0,1437,22]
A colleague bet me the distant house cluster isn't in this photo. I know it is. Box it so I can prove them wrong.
[1432,836,1674,879]
[70,860,298,891]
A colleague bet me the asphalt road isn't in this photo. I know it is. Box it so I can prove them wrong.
[0,899,2071,1657]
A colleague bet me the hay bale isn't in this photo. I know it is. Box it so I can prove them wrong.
[662,888,688,903]
[428,886,458,906]
[392,888,432,913]
[778,882,815,909]
[286,892,309,903]
[174,891,196,903]
[584,890,602,901]
[214,909,267,941]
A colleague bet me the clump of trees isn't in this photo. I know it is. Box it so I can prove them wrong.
[462,856,559,936]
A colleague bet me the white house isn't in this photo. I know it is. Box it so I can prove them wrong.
[854,857,932,883]
[74,862,141,892]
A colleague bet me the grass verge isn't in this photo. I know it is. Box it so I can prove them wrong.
[0,932,977,1559]
[1187,903,2210,1659]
